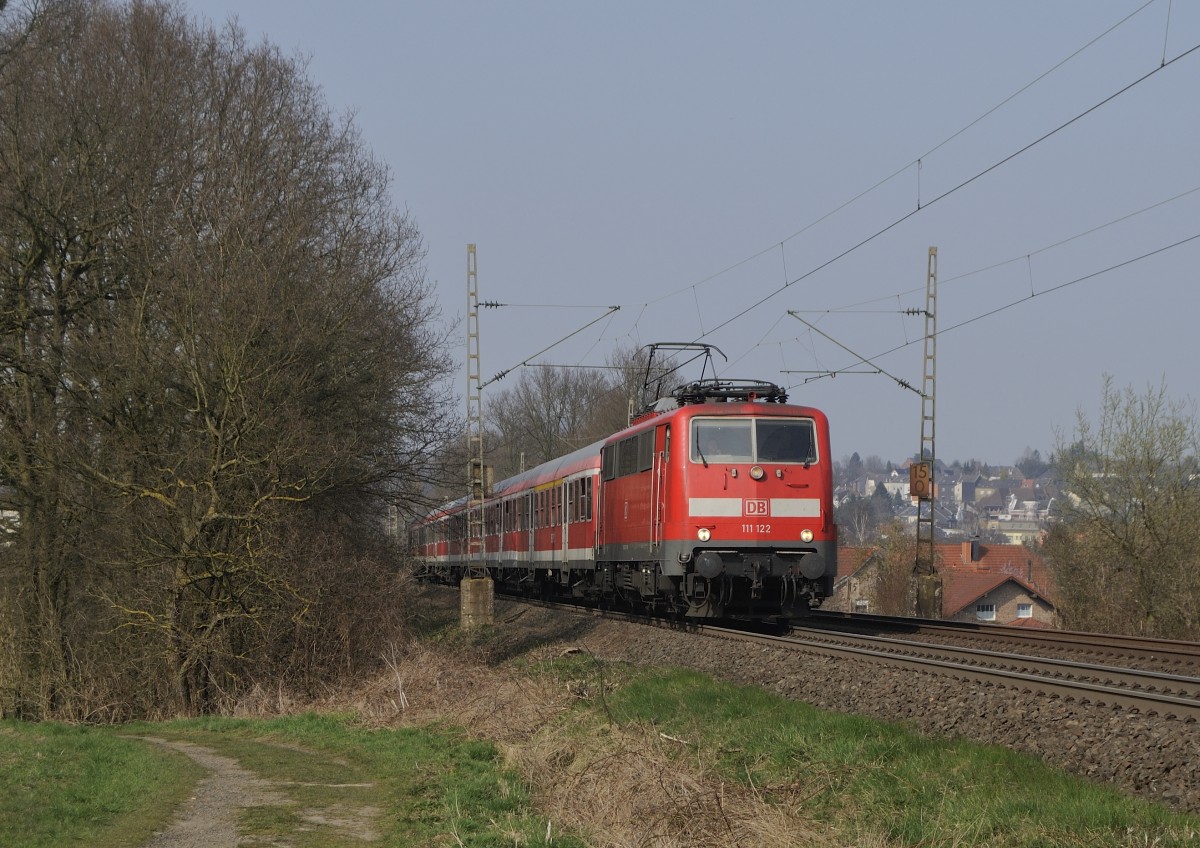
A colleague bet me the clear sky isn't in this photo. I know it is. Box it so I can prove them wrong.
[187,1,1200,466]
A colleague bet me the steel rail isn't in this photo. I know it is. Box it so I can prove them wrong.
[788,628,1200,696]
[703,625,1200,721]
[807,610,1200,669]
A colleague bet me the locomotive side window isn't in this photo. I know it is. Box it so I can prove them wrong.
[637,430,654,471]
[604,431,656,480]
[618,435,638,476]
[602,445,616,481]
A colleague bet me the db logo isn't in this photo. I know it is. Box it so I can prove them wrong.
[744,499,769,516]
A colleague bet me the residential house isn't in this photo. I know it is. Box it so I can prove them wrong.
[829,539,1057,626]
[827,546,884,614]
[939,539,1057,625]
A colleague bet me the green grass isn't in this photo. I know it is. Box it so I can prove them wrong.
[541,658,1200,848]
[0,719,202,848]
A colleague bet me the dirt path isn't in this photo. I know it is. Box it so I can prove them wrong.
[138,737,292,847]
[137,737,381,846]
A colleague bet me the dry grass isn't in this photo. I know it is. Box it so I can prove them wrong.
[505,717,837,848]
[352,639,572,740]
[320,626,845,848]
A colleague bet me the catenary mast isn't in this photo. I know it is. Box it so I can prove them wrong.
[914,247,943,617]
[462,244,493,626]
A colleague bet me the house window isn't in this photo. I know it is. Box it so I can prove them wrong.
[975,603,996,621]
[1017,603,1033,618]
[854,599,870,613]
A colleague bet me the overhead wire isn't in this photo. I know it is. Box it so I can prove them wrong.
[639,0,1161,312]
[786,182,1200,317]
[693,37,1200,348]
[485,3,1196,412]
[788,229,1200,388]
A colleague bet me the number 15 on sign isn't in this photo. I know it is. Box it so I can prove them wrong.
[910,461,933,499]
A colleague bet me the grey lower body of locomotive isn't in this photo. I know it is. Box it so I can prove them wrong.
[592,537,836,617]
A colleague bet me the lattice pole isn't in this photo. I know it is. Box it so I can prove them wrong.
[914,247,943,617]
[462,244,493,625]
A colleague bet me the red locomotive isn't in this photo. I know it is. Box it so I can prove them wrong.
[411,363,837,618]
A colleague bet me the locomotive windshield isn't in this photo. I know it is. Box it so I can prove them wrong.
[691,418,816,465]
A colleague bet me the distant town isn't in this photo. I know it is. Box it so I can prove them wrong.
[833,450,1055,546]
[830,450,1059,628]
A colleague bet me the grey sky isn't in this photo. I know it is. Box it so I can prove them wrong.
[188,1,1200,466]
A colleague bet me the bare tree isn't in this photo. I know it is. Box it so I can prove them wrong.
[0,0,453,718]
[1015,447,1049,479]
[1043,377,1200,639]
[486,365,610,479]
[480,342,676,483]
[872,524,921,616]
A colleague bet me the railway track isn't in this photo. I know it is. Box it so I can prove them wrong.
[806,610,1200,674]
[716,622,1200,721]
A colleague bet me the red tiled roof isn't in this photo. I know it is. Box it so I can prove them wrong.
[941,571,1010,617]
[941,570,1050,617]
[935,542,1057,601]
[835,545,879,581]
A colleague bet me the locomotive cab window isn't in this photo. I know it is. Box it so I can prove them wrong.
[692,420,752,462]
[757,419,817,464]
[691,418,817,464]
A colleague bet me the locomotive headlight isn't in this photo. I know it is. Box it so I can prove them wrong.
[750,465,765,480]
[800,529,815,543]
[698,528,711,542]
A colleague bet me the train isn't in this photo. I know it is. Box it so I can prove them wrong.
[410,370,837,619]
